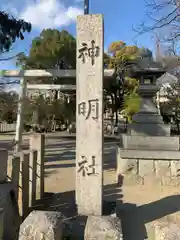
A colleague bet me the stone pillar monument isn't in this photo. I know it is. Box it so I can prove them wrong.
[128,81,170,136]
[76,14,104,216]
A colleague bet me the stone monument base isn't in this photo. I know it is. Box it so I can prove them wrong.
[116,135,180,186]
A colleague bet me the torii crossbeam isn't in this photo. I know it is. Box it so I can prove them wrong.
[0,69,115,153]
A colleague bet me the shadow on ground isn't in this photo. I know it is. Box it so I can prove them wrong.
[46,134,121,142]
[118,195,180,240]
[31,182,122,239]
[45,150,75,163]
[44,141,117,171]
[31,174,180,240]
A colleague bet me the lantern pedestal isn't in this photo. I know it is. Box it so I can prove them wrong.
[128,84,170,136]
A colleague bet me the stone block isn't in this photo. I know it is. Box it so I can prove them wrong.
[155,161,171,185]
[155,222,180,240]
[84,215,123,240]
[120,149,180,160]
[116,148,138,174]
[0,182,20,240]
[155,161,171,177]
[123,174,142,186]
[29,134,45,200]
[139,160,155,178]
[0,149,8,183]
[142,175,161,186]
[155,161,170,176]
[171,161,180,177]
[29,150,38,207]
[122,135,179,150]
[19,210,64,240]
[167,177,180,187]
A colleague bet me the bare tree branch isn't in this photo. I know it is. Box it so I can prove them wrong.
[0,52,23,61]
[134,0,180,44]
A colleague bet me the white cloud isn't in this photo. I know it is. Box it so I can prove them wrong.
[20,0,83,29]
[22,0,83,29]
[2,0,83,30]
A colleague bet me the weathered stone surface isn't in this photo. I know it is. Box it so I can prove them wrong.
[84,215,123,240]
[155,222,180,240]
[139,160,155,178]
[120,149,180,160]
[116,148,139,185]
[171,161,180,177]
[122,135,179,150]
[0,182,20,240]
[76,14,104,216]
[155,161,170,175]
[29,134,45,200]
[155,160,171,185]
[169,161,180,186]
[117,145,180,185]
[116,148,138,174]
[19,210,64,240]
[122,174,142,186]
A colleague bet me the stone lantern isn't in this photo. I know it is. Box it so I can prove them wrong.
[128,75,171,136]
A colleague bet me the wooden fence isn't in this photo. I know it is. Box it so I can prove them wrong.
[9,134,45,219]
[0,122,16,133]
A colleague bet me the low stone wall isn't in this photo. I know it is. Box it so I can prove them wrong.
[116,148,180,186]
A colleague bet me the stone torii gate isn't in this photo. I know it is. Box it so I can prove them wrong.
[0,69,75,152]
[0,69,114,153]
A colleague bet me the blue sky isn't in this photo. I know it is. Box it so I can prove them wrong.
[0,0,155,70]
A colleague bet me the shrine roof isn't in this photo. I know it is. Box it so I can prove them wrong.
[131,58,165,74]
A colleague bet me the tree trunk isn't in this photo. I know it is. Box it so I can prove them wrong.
[110,94,114,125]
[114,92,118,124]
